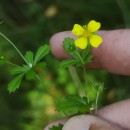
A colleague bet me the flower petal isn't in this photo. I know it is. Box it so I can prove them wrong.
[87,20,101,32]
[75,37,87,49]
[72,24,85,36]
[89,35,103,48]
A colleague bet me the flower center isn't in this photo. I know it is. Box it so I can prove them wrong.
[83,30,91,38]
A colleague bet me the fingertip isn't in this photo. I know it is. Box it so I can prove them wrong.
[63,115,91,130]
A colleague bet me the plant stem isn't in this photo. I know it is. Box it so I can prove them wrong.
[6,61,20,67]
[0,32,28,65]
[83,65,89,103]
[82,44,91,61]
[74,51,84,64]
[68,66,83,94]
[83,66,87,86]
[95,91,100,114]
[36,74,42,82]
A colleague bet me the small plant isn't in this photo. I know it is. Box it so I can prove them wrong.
[50,20,104,130]
[0,20,104,130]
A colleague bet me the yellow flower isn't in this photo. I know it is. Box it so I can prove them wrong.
[72,20,103,49]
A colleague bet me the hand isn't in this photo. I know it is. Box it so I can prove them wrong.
[44,29,130,130]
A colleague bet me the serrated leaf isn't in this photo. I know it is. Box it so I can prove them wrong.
[24,51,34,67]
[33,44,50,65]
[8,74,24,93]
[10,65,30,75]
[49,124,63,130]
[25,69,36,80]
[63,37,76,52]
[60,59,79,69]
[56,95,90,115]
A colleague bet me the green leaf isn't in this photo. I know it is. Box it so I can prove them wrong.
[60,59,80,69]
[85,54,93,64]
[10,65,30,75]
[63,37,76,52]
[86,83,104,102]
[56,95,90,115]
[8,74,24,93]
[33,44,50,65]
[49,124,63,130]
[25,69,36,80]
[24,51,34,67]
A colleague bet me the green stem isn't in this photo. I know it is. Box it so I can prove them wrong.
[95,91,100,114]
[0,32,28,65]
[83,65,89,102]
[82,44,91,61]
[68,66,82,94]
[36,74,42,82]
[6,61,20,67]
[74,51,84,64]
[83,66,87,86]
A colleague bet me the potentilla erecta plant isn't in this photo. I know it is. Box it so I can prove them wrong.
[0,20,104,130]
[50,20,104,130]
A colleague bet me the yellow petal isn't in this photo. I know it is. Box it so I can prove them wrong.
[89,35,103,48]
[87,20,101,32]
[72,24,85,36]
[75,37,87,49]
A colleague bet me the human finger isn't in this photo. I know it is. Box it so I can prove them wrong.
[50,30,130,75]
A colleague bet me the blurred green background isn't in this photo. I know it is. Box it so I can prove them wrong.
[0,0,130,130]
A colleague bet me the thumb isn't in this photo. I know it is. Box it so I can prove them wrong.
[63,115,122,130]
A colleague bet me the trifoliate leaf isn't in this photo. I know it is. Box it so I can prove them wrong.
[60,59,80,69]
[49,124,63,130]
[24,51,34,67]
[33,44,50,65]
[63,37,76,52]
[8,74,24,93]
[56,95,90,115]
